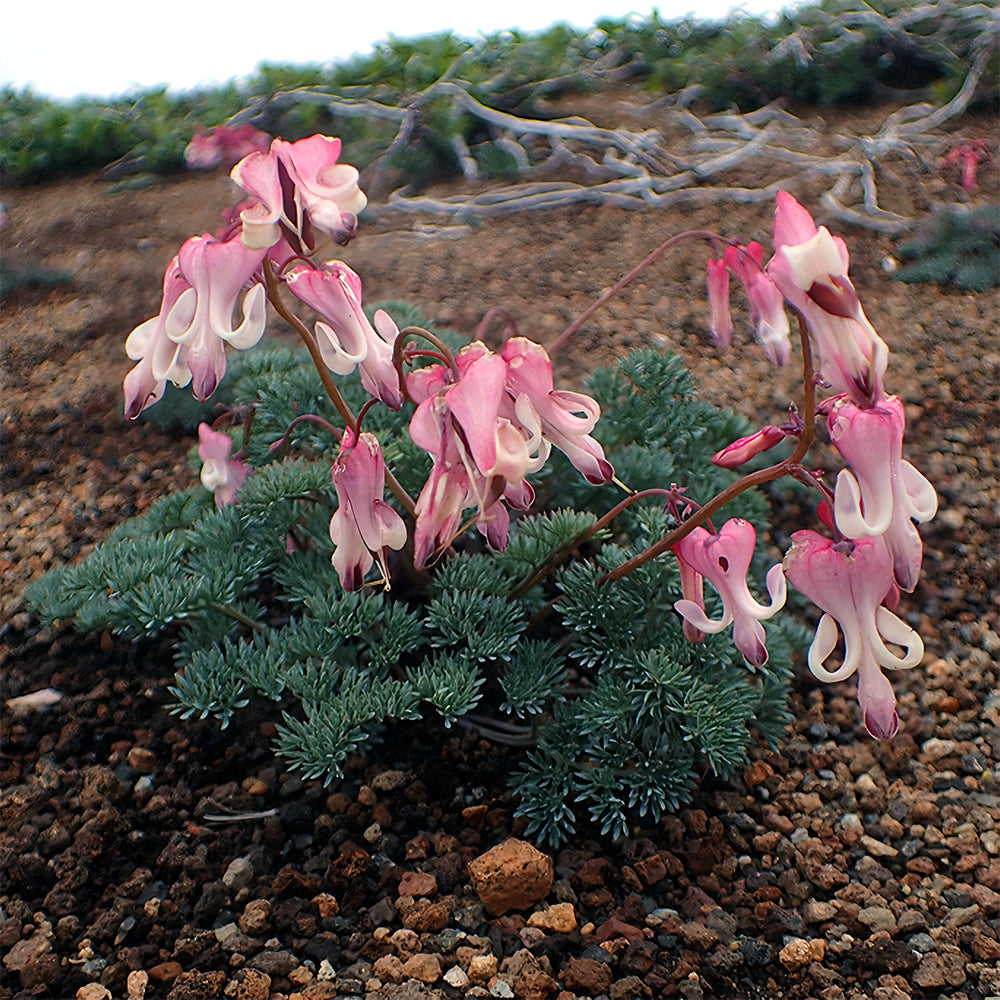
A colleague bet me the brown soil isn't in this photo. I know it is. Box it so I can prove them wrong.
[1,98,998,1000]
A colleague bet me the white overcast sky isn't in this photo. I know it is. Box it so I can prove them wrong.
[4,0,796,101]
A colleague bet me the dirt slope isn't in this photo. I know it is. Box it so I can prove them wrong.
[1,99,998,999]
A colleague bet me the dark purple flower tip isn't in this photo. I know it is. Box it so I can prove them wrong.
[865,707,899,741]
[740,638,769,670]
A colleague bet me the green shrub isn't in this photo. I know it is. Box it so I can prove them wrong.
[894,205,1000,292]
[26,334,797,845]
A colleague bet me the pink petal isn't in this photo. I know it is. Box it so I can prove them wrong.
[706,258,733,351]
[773,190,818,248]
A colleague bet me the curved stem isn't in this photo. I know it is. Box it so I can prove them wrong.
[509,488,677,600]
[456,714,538,746]
[392,325,461,405]
[268,413,345,464]
[208,601,266,632]
[600,316,816,585]
[401,325,460,376]
[547,229,735,355]
[262,261,418,519]
[475,306,520,344]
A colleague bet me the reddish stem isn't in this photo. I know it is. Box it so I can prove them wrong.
[262,260,418,519]
[599,315,816,585]
[547,230,734,355]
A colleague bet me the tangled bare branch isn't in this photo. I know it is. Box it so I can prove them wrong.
[230,3,996,232]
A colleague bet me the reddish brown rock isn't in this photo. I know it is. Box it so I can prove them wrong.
[165,970,226,999]
[373,954,404,982]
[970,933,1000,962]
[527,902,577,934]
[148,961,183,983]
[633,853,668,886]
[595,916,646,943]
[779,938,824,971]
[401,953,441,983]
[397,870,437,898]
[561,957,612,994]
[467,953,498,983]
[230,969,271,1000]
[913,953,952,989]
[468,838,554,916]
[399,898,451,932]
[126,745,157,774]
[504,949,559,1000]
[311,893,339,918]
[2,933,57,988]
[516,961,560,1000]
[571,856,613,890]
[2,934,51,975]
[238,899,271,936]
[677,922,720,952]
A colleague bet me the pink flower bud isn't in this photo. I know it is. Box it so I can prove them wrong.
[724,242,791,365]
[706,258,733,351]
[712,425,786,469]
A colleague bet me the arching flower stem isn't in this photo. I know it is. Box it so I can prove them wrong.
[547,230,735,355]
[268,413,343,455]
[601,316,817,585]
[474,306,520,345]
[391,324,460,405]
[510,487,680,601]
[262,260,418,519]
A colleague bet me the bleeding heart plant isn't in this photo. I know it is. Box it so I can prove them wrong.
[30,132,937,843]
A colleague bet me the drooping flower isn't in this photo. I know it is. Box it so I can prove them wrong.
[411,462,473,571]
[329,429,407,591]
[706,258,733,351]
[123,256,193,418]
[827,393,937,591]
[942,139,989,192]
[724,242,791,365]
[673,551,706,644]
[673,518,786,668]
[231,135,366,253]
[166,233,268,400]
[405,337,611,569]
[501,337,613,486]
[197,423,248,507]
[408,343,538,568]
[766,192,887,406]
[285,261,402,409]
[784,529,923,739]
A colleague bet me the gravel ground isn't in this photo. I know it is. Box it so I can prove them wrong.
[1,99,998,1000]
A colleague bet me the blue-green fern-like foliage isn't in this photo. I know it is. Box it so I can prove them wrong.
[893,205,1000,293]
[26,307,798,845]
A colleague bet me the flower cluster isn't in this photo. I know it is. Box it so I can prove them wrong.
[124,133,609,589]
[696,191,937,737]
[407,337,611,569]
[124,134,367,418]
[184,124,271,172]
[124,132,936,740]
